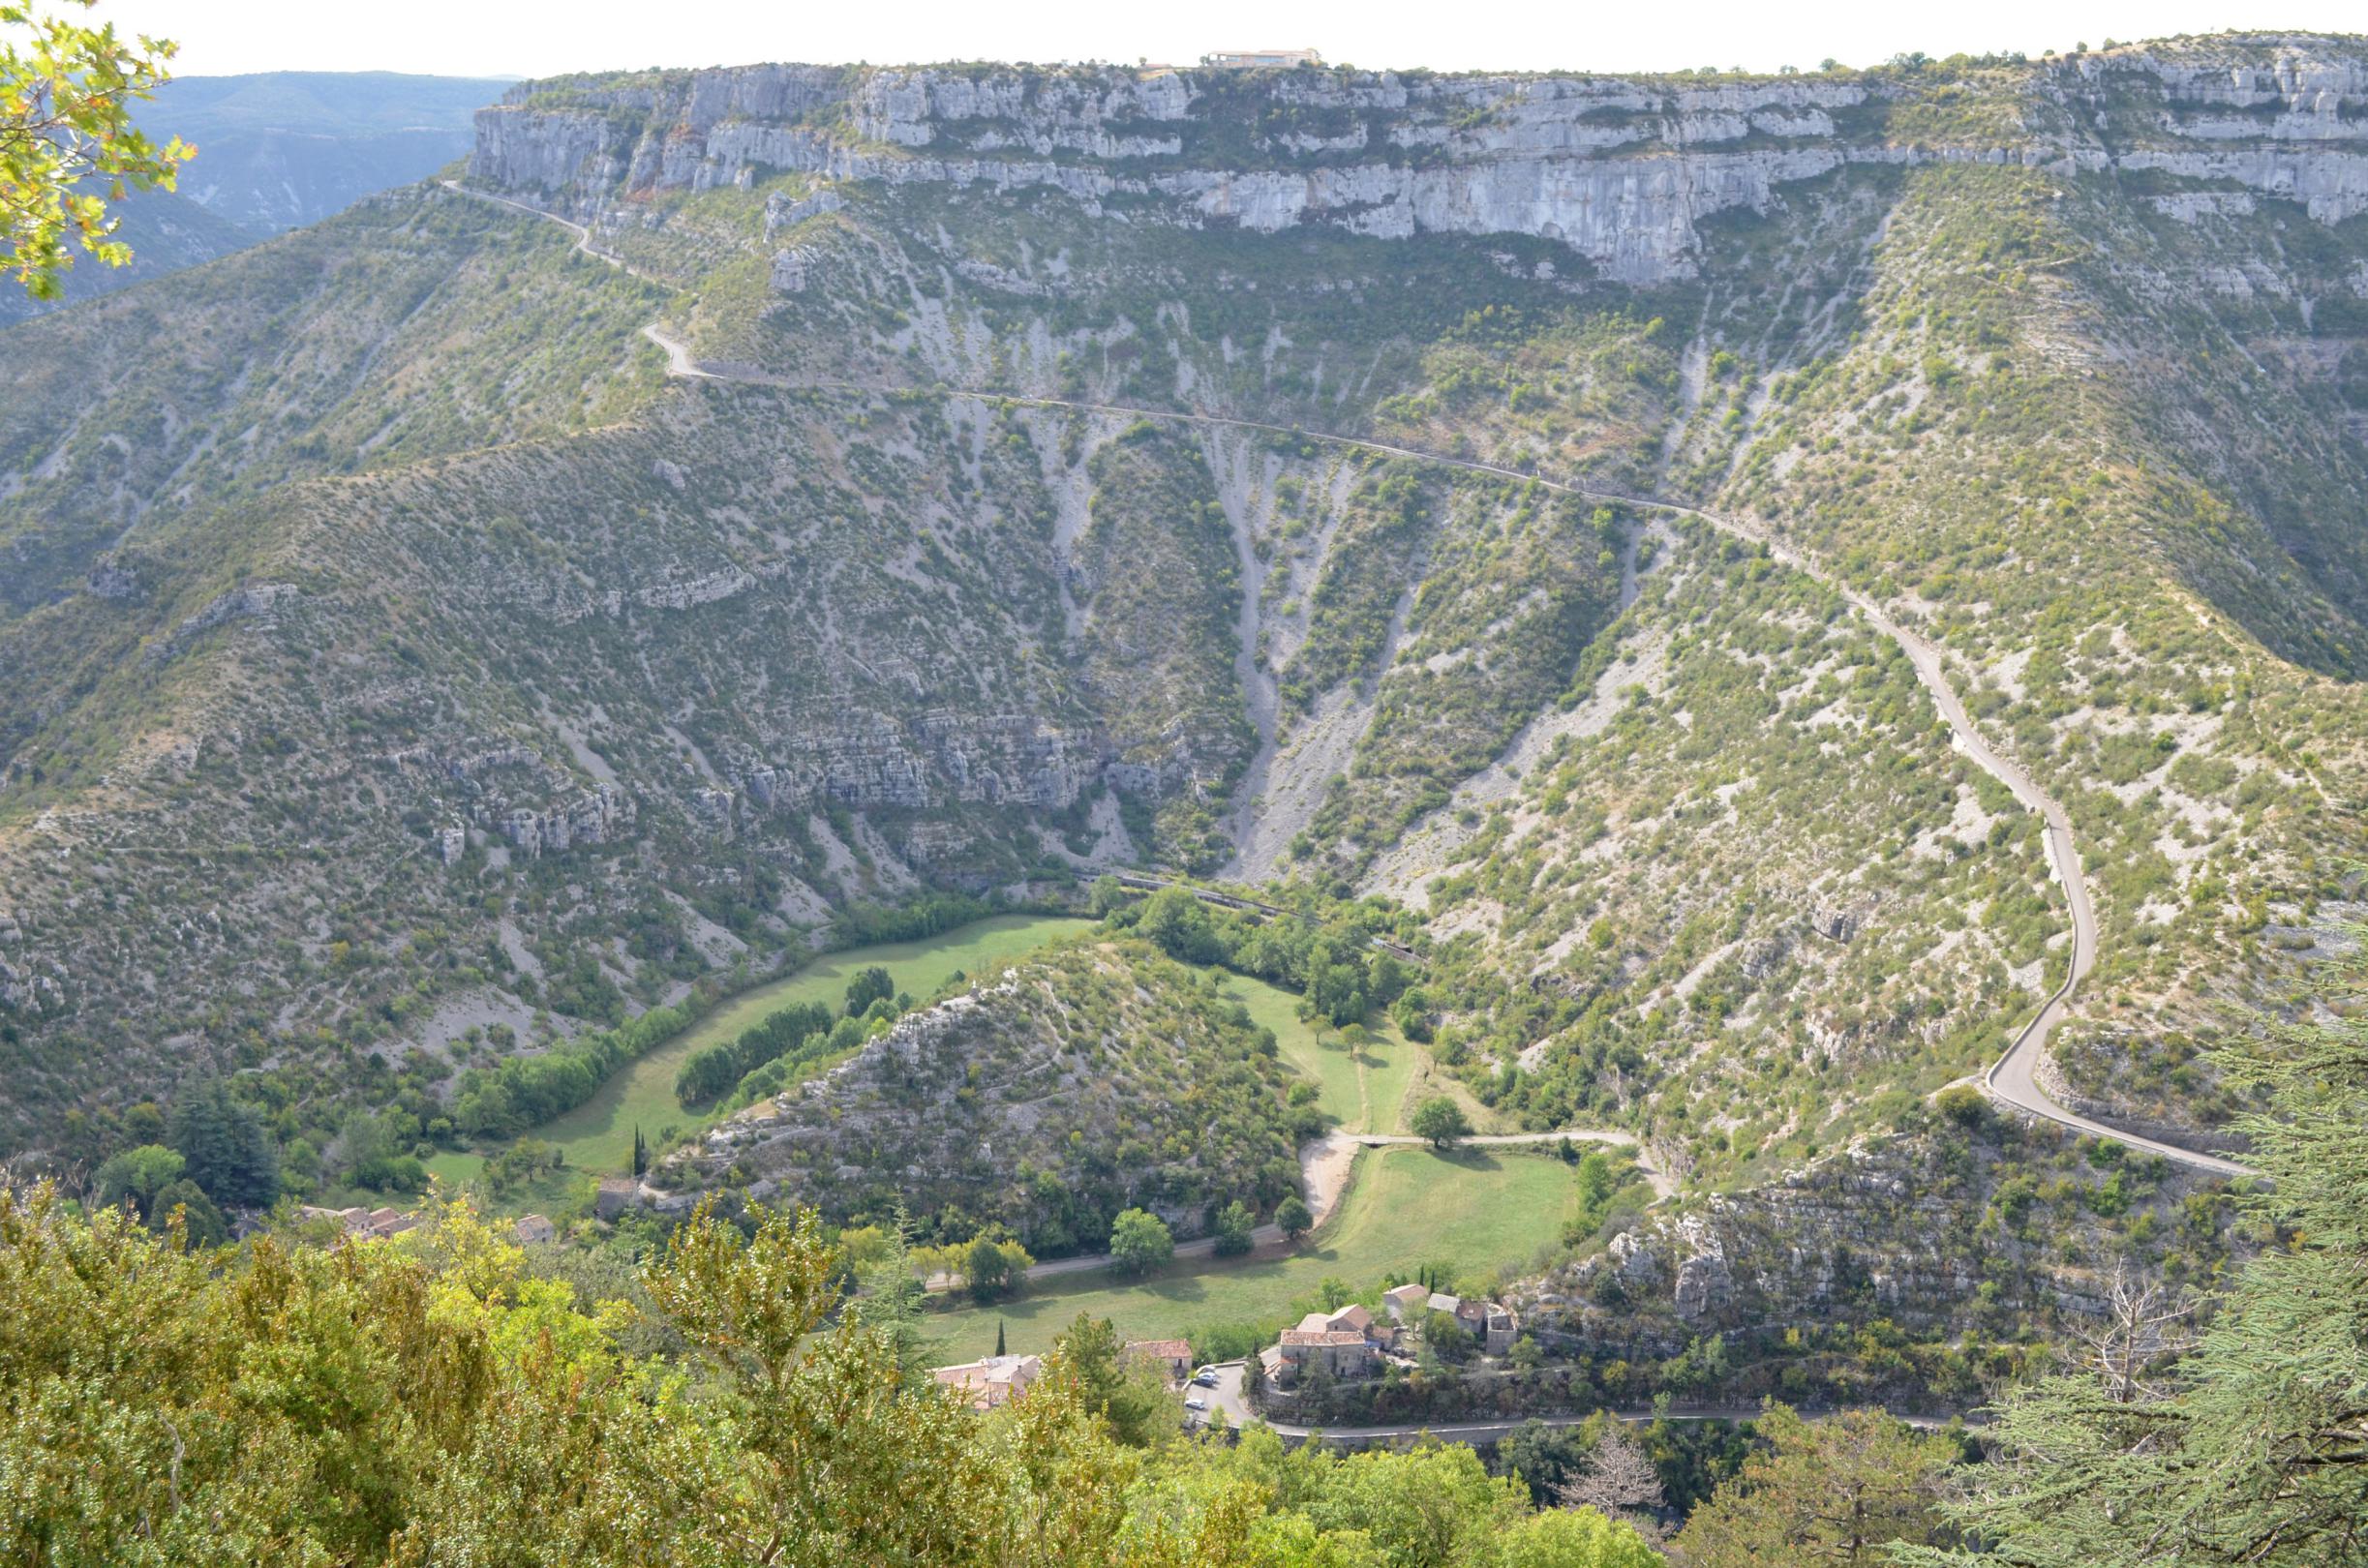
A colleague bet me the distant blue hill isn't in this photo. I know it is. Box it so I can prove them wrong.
[147,71,515,235]
[4,71,510,323]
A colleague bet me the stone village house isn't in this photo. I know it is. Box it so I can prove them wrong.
[1263,1287,1522,1384]
[931,1353,1043,1411]
[1125,1340,1195,1384]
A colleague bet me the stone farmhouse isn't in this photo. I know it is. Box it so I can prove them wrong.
[1125,1339,1195,1384]
[1402,1288,1521,1355]
[932,1352,1043,1411]
[1264,1303,1395,1384]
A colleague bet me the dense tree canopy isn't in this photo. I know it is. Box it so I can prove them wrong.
[1051,1312,1171,1448]
[1673,1404,1958,1564]
[1411,1095,1474,1150]
[167,1079,279,1209]
[843,965,895,1016]
[1276,1194,1315,1239]
[90,1141,182,1216]
[965,1233,1017,1301]
[1108,1206,1175,1277]
[456,995,710,1136]
[0,1187,1664,1565]
[1121,887,1412,1029]
[676,999,834,1108]
[1214,1199,1257,1256]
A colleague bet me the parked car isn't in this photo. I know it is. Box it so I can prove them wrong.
[1191,1371,1219,1388]
[1183,1398,1208,1412]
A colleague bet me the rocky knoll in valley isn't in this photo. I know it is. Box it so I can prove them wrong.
[655,941,1309,1252]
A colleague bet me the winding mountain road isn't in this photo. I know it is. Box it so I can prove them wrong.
[440,180,2254,1179]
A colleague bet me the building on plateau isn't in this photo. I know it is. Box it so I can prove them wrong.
[1200,47,1324,69]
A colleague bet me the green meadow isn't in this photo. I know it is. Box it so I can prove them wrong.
[1230,975,1415,1134]
[928,1144,1579,1361]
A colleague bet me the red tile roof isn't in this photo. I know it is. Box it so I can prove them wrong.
[1127,1339,1193,1361]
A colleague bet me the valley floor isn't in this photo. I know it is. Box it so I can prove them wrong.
[433,914,1091,1185]
[926,1141,1579,1361]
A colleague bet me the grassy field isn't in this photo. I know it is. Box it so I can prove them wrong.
[531,915,1092,1173]
[1359,1024,1418,1136]
[1231,977,1416,1134]
[1402,1046,1517,1137]
[413,1154,590,1215]
[423,1149,489,1187]
[927,1144,1578,1360]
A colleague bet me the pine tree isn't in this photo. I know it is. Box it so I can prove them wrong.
[842,1198,942,1384]
[1902,934,2368,1566]
[167,1080,278,1210]
[1676,1405,1957,1563]
[1047,1312,1167,1447]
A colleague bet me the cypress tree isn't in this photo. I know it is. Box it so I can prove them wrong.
[995,1320,1006,1359]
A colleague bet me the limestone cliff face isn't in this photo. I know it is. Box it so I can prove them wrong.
[729,713,1109,818]
[2065,41,2368,224]
[471,41,2368,284]
[469,68,1871,284]
[2085,42,2368,124]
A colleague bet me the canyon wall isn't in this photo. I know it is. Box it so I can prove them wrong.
[471,42,2368,284]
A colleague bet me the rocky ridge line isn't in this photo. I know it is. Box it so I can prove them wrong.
[471,44,2368,286]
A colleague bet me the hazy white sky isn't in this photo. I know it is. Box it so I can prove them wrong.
[96,0,2349,81]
